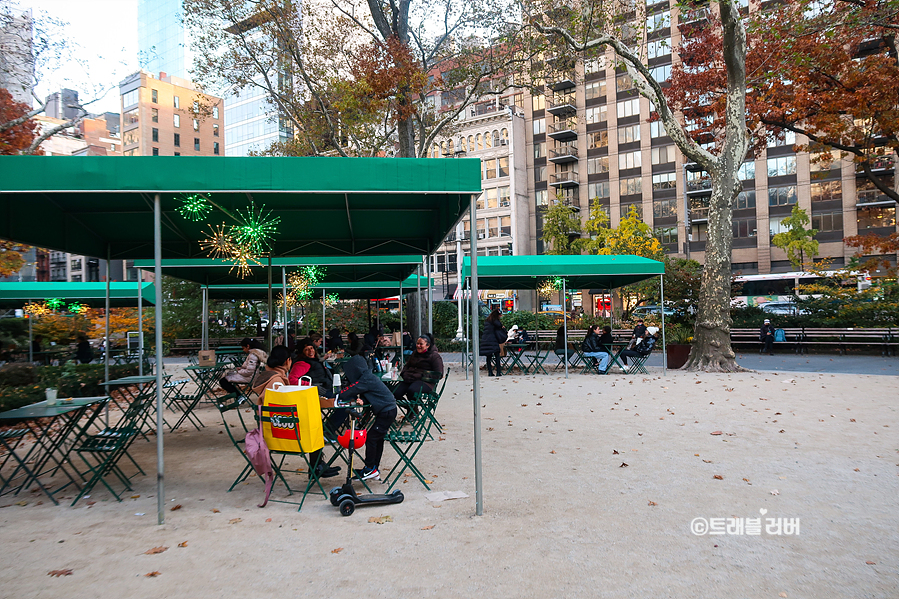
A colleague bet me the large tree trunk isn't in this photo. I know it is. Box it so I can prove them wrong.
[684,176,743,372]
[396,114,415,158]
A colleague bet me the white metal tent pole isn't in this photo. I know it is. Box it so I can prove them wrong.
[104,246,110,389]
[470,197,483,516]
[455,222,464,340]
[464,279,469,380]
[201,286,208,350]
[426,255,433,335]
[281,268,287,343]
[153,193,165,526]
[416,264,422,338]
[28,315,32,363]
[267,257,273,350]
[563,279,569,379]
[138,279,143,377]
[660,274,667,373]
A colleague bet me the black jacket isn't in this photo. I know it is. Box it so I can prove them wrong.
[325,329,344,352]
[401,345,444,385]
[759,323,775,342]
[582,330,606,353]
[76,341,94,364]
[341,355,396,415]
[632,324,647,339]
[480,319,506,356]
[598,331,614,353]
[298,355,332,390]
[634,336,657,356]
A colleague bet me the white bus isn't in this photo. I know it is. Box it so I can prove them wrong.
[732,271,859,308]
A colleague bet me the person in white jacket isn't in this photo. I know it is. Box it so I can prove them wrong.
[219,338,267,398]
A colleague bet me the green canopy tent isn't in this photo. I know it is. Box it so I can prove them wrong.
[0,282,156,370]
[461,255,667,378]
[0,155,480,523]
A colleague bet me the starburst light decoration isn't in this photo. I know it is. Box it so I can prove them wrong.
[177,194,213,221]
[226,245,263,279]
[68,302,88,315]
[233,200,281,255]
[46,298,65,310]
[537,279,555,299]
[288,265,327,300]
[23,301,51,316]
[276,291,298,308]
[200,223,237,261]
[323,293,339,307]
[551,276,567,291]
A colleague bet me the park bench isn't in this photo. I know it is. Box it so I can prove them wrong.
[799,328,895,356]
[173,337,264,355]
[731,328,804,354]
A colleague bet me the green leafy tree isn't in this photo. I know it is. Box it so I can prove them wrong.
[771,205,819,270]
[540,197,581,255]
[575,206,666,260]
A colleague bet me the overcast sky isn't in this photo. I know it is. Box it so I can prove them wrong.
[20,0,138,114]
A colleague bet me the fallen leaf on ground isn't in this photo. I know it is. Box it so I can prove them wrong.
[331,547,344,554]
[612,450,619,455]
[647,501,657,506]
[144,546,168,555]
[130,495,140,499]
[265,518,272,522]
[368,515,393,524]
[549,450,556,454]
[866,561,876,565]
[619,462,629,468]
[710,431,723,436]
[145,571,161,578]
[424,480,433,484]
[770,490,780,495]
[713,475,724,480]
[47,570,73,577]
[229,518,242,524]
[177,541,188,548]
[211,508,220,513]
[779,594,787,598]
[170,504,182,511]
[421,525,435,530]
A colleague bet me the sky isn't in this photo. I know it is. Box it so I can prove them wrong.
[18,0,138,114]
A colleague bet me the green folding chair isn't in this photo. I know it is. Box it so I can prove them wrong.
[525,344,549,375]
[0,429,57,504]
[622,353,650,374]
[383,396,436,492]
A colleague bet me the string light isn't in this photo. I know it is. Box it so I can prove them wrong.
[233,200,281,255]
[200,223,236,261]
[552,276,567,291]
[23,301,51,316]
[177,194,213,221]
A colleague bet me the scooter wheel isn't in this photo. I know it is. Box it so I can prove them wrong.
[339,498,355,517]
[329,487,342,506]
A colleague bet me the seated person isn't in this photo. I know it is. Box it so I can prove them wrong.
[290,340,347,442]
[554,325,569,359]
[393,334,444,420]
[401,331,414,356]
[325,328,343,353]
[220,338,268,399]
[308,331,325,356]
[582,325,612,372]
[345,332,367,356]
[253,345,340,479]
[76,335,94,364]
[619,326,659,371]
[340,355,397,481]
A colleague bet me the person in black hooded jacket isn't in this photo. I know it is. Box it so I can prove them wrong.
[340,355,397,481]
[480,309,507,376]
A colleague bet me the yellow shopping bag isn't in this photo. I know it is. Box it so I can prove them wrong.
[262,382,324,453]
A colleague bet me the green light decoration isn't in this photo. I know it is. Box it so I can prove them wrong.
[551,276,568,291]
[46,298,65,310]
[199,223,236,261]
[68,302,88,314]
[233,200,281,255]
[323,293,339,307]
[177,194,213,221]
[288,265,327,301]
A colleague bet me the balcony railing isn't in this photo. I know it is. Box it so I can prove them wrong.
[548,118,578,141]
[856,157,895,173]
[547,72,576,92]
[549,143,578,163]
[547,92,576,117]
[550,169,580,187]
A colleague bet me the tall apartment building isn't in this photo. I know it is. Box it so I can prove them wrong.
[119,71,223,157]
[518,2,896,314]
[0,7,33,105]
[426,95,530,309]
[138,0,191,79]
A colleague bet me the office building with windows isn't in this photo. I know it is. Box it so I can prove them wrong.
[119,71,223,157]
[138,0,191,79]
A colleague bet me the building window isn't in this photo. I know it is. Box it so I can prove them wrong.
[152,147,159,156]
[483,188,497,209]
[649,64,671,83]
[122,89,138,108]
[151,89,158,103]
[498,186,510,207]
[770,216,788,236]
[691,222,708,241]
[193,119,200,131]
[70,258,82,270]
[193,100,199,112]
[768,185,797,206]
[72,275,82,282]
[650,120,667,138]
[484,132,492,149]
[174,133,180,147]
[650,145,675,165]
[620,177,642,196]
[738,161,755,180]
[585,80,606,100]
[534,141,546,159]
[194,138,200,151]
[587,130,608,149]
[618,124,640,144]
[655,226,677,244]
[212,106,219,119]
[588,181,610,200]
[213,124,219,137]
[812,210,843,232]
[647,10,670,32]
[617,98,640,119]
[584,56,605,74]
[534,165,546,182]
[533,118,545,135]
[532,94,545,111]
[810,149,841,172]
[173,95,180,108]
[733,217,757,238]
[123,108,139,127]
[736,190,756,209]
[618,151,642,170]
[536,190,548,206]
[652,172,676,190]
[621,203,643,220]
[647,38,671,59]
[213,142,219,155]
[151,128,158,142]
[767,155,797,177]
[483,158,497,179]
[767,129,796,148]
[151,108,158,123]
[653,197,677,218]
[174,152,180,156]
[857,205,896,229]
[497,156,509,177]
[174,114,180,128]
[616,73,634,93]
[587,156,609,174]
[810,180,842,202]
[586,105,607,124]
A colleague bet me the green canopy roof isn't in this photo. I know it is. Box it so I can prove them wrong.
[204,276,433,301]
[0,156,480,260]
[0,282,156,308]
[133,256,424,286]
[461,255,665,289]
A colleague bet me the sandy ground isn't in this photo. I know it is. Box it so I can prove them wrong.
[1,365,897,598]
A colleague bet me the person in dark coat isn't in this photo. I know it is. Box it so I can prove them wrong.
[620,327,659,370]
[582,325,612,371]
[76,335,94,364]
[340,355,397,481]
[325,328,344,352]
[345,332,366,356]
[760,318,775,355]
[393,334,444,419]
[480,309,507,377]
[288,340,332,391]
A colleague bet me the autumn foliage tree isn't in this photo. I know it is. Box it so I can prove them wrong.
[0,88,37,154]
